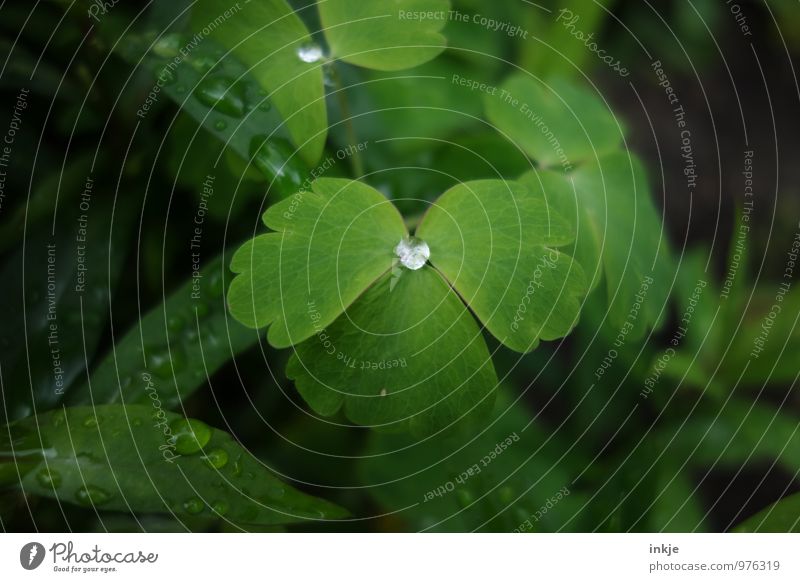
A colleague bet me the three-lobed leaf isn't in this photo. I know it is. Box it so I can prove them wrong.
[319,0,450,71]
[228,178,407,348]
[417,179,586,353]
[229,176,587,434]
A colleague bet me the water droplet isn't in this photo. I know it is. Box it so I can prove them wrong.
[190,56,216,74]
[145,344,186,378]
[455,488,474,508]
[194,76,247,117]
[167,315,185,333]
[395,237,430,270]
[182,497,205,514]
[231,456,243,477]
[175,85,186,94]
[76,485,112,506]
[152,33,183,58]
[83,416,99,428]
[203,448,229,469]
[249,136,302,191]
[211,500,228,515]
[36,468,62,489]
[498,486,515,504]
[379,388,387,397]
[296,43,324,63]
[169,418,212,455]
[132,418,143,427]
[257,99,272,112]
[214,119,227,131]
[51,410,66,428]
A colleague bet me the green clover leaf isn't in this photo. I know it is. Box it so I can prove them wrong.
[228,177,586,436]
[194,0,450,164]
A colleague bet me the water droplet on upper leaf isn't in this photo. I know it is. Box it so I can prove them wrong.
[76,485,112,506]
[296,43,324,63]
[194,76,247,117]
[169,418,212,455]
[36,468,62,489]
[395,237,430,270]
[152,33,183,58]
[183,497,205,514]
[211,500,229,515]
[203,448,229,469]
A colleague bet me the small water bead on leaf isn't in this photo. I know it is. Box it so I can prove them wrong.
[82,416,99,428]
[152,33,184,58]
[211,500,229,515]
[76,485,112,507]
[248,136,303,192]
[169,418,212,455]
[455,488,475,508]
[394,236,430,270]
[296,43,324,64]
[183,497,205,514]
[214,120,227,131]
[194,76,248,117]
[264,483,285,500]
[202,448,229,469]
[167,314,185,333]
[190,55,217,74]
[36,468,62,489]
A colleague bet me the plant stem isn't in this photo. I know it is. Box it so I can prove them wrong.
[329,63,365,178]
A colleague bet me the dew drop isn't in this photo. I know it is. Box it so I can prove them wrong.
[132,418,143,427]
[194,76,247,117]
[36,468,62,489]
[214,119,227,131]
[76,485,112,506]
[190,55,216,74]
[83,416,99,428]
[296,43,324,63]
[167,315,185,333]
[203,448,229,469]
[211,500,229,515]
[455,488,474,508]
[175,85,186,94]
[182,497,205,514]
[152,33,183,58]
[395,236,430,270]
[169,418,212,455]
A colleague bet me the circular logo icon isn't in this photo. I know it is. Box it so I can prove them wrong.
[19,542,46,570]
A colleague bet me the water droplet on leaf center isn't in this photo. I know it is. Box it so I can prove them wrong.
[395,237,430,270]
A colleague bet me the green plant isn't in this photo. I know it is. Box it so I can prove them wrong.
[1,0,798,534]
